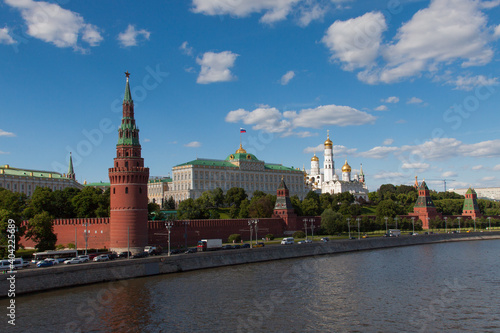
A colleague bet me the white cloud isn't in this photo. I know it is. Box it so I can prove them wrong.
[196,51,239,84]
[118,24,150,47]
[227,103,375,136]
[143,138,151,142]
[322,11,387,71]
[383,138,394,145]
[448,74,498,91]
[0,27,16,45]
[493,164,500,171]
[0,129,16,137]
[5,0,102,52]
[333,145,357,156]
[303,144,324,154]
[396,119,407,124]
[382,96,399,103]
[472,165,483,170]
[480,0,500,9]
[374,105,388,111]
[401,162,430,171]
[481,176,495,181]
[326,0,497,85]
[358,146,398,159]
[180,41,193,56]
[184,141,201,148]
[298,2,327,27]
[281,70,295,85]
[407,97,423,104]
[441,171,457,178]
[373,171,404,180]
[495,24,500,37]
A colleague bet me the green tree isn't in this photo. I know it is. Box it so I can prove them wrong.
[376,199,403,219]
[177,198,205,220]
[290,195,303,216]
[148,202,161,220]
[238,199,250,218]
[24,187,55,219]
[321,208,344,235]
[225,187,247,208]
[25,211,57,251]
[248,195,274,218]
[52,187,80,218]
[71,187,109,218]
[302,198,320,216]
[165,196,176,210]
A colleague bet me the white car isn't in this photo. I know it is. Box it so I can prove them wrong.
[42,258,59,265]
[78,255,90,262]
[93,254,110,262]
[64,257,84,264]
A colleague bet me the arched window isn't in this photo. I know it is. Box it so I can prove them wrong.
[125,187,128,194]
[113,188,115,194]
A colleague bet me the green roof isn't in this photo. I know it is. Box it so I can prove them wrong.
[174,159,238,168]
[85,182,110,187]
[264,164,298,172]
[124,76,132,103]
[225,153,259,161]
[0,165,67,179]
[149,178,172,183]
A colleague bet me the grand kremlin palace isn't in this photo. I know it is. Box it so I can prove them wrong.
[167,144,309,204]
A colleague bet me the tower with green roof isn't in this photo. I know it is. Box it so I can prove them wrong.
[411,180,441,229]
[462,188,481,219]
[108,72,150,253]
[273,178,298,230]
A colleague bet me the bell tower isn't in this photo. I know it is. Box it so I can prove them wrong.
[108,72,150,253]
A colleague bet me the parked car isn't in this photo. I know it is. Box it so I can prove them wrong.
[93,254,110,262]
[233,244,242,249]
[64,257,84,264]
[184,248,197,254]
[241,243,251,248]
[281,237,294,245]
[411,233,419,236]
[43,258,59,265]
[118,251,132,258]
[254,242,265,247]
[298,240,306,244]
[221,245,233,250]
[78,255,90,262]
[131,252,148,259]
[169,249,182,255]
[36,260,54,268]
[321,237,329,242]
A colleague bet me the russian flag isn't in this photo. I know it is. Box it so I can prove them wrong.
[240,128,246,133]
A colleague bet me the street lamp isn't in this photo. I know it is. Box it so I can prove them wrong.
[444,217,447,233]
[473,218,476,232]
[347,218,351,239]
[303,219,308,240]
[356,217,361,240]
[394,216,398,230]
[254,220,259,245]
[384,217,388,234]
[83,222,89,255]
[182,221,190,249]
[165,221,173,256]
[248,220,254,248]
[411,217,415,234]
[310,219,315,241]
[488,217,491,232]
[457,217,461,233]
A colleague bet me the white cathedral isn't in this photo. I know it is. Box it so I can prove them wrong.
[305,131,369,201]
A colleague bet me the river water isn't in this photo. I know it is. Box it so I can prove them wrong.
[2,239,500,333]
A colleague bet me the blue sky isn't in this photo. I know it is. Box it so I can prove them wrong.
[1,0,500,192]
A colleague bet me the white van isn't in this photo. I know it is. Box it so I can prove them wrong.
[281,237,294,245]
[0,258,28,271]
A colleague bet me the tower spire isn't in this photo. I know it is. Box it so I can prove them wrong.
[118,72,140,146]
[67,152,75,180]
[123,71,132,103]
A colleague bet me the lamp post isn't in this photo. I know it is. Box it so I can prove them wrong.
[394,216,398,230]
[347,218,351,239]
[254,219,259,245]
[83,222,89,255]
[457,217,461,233]
[74,224,78,253]
[384,217,388,234]
[411,217,415,234]
[473,218,476,232]
[488,217,491,232]
[182,221,190,249]
[165,221,173,256]
[310,219,315,241]
[356,217,361,240]
[248,220,254,248]
[303,219,308,240]
[444,217,447,233]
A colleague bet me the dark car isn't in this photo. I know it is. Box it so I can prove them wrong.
[241,243,250,248]
[169,249,182,255]
[108,253,118,260]
[132,252,149,259]
[222,245,233,250]
[118,251,132,258]
[36,260,54,268]
[184,248,197,254]
[233,244,242,249]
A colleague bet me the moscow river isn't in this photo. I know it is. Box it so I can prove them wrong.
[2,239,500,333]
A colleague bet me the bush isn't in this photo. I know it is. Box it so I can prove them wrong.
[67,243,75,249]
[228,234,241,243]
[265,233,274,240]
[293,231,306,238]
[55,244,65,250]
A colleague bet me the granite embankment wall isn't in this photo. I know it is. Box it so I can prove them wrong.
[3,232,500,297]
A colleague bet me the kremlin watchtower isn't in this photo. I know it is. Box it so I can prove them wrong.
[108,72,150,253]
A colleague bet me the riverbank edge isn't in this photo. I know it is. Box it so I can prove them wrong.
[2,232,500,297]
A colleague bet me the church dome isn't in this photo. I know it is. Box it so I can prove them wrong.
[235,144,247,154]
[342,160,351,172]
[311,153,319,162]
[324,132,333,148]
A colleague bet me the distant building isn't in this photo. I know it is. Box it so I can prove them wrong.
[449,187,500,201]
[147,177,172,206]
[305,131,368,201]
[83,181,110,191]
[169,144,308,204]
[0,153,83,196]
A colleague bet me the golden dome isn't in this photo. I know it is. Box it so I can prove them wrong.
[311,153,319,162]
[324,130,332,147]
[342,160,351,172]
[235,144,247,154]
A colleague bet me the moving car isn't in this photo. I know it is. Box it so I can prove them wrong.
[281,237,294,245]
[118,251,132,258]
[254,242,265,247]
[78,255,90,262]
[36,260,54,268]
[321,237,329,242]
[64,257,84,264]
